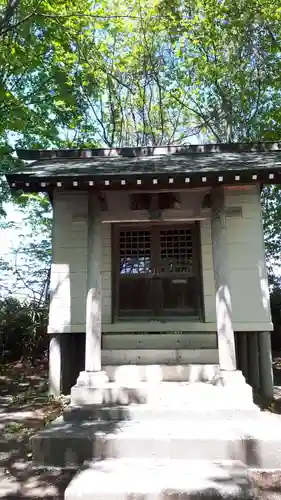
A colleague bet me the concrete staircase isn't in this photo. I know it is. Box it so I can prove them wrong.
[30,334,280,498]
[33,399,281,468]
[32,361,279,469]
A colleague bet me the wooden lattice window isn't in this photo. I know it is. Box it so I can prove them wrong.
[119,229,152,275]
[113,223,202,320]
[159,228,193,275]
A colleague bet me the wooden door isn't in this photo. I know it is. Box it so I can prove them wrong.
[114,223,201,320]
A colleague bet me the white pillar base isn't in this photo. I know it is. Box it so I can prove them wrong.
[49,334,61,397]
[76,370,109,387]
[70,370,109,405]
[218,370,246,386]
[215,370,255,406]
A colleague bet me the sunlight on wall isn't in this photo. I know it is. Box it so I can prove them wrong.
[48,263,71,333]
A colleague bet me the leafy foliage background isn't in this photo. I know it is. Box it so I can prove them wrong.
[0,0,280,356]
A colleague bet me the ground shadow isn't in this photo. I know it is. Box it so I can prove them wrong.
[0,360,140,498]
[0,360,72,499]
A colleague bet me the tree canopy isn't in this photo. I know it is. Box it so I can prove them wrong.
[0,0,281,302]
[1,0,281,147]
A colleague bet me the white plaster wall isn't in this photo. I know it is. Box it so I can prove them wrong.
[48,189,214,334]
[101,189,211,223]
[224,185,272,330]
[48,186,271,334]
[48,191,88,333]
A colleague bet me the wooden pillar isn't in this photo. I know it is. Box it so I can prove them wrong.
[211,187,236,372]
[70,194,108,405]
[85,193,102,373]
[71,191,108,406]
[259,331,274,400]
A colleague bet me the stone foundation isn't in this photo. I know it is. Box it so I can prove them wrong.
[48,331,274,400]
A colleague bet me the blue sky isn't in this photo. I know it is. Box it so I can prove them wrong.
[1,203,36,298]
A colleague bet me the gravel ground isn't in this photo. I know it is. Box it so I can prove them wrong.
[250,470,281,499]
[1,466,281,499]
[0,361,70,499]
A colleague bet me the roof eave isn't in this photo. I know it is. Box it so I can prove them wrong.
[6,168,280,193]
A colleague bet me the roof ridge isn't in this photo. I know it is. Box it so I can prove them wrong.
[16,143,281,161]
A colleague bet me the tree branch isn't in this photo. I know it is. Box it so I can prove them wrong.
[249,67,261,122]
[0,0,20,34]
[172,91,222,142]
[0,0,43,36]
[137,1,165,144]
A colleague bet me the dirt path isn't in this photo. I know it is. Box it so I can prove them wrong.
[0,360,73,499]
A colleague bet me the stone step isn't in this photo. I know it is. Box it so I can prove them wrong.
[63,403,260,423]
[32,413,281,469]
[102,333,217,350]
[94,417,281,466]
[32,418,113,468]
[101,349,219,365]
[65,458,253,500]
[102,364,220,383]
[71,380,253,406]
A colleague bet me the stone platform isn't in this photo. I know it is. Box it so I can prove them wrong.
[103,363,221,383]
[69,368,254,406]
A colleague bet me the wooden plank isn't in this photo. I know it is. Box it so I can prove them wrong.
[102,333,217,350]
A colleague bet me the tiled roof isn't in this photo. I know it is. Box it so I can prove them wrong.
[7,152,281,177]
[6,146,281,191]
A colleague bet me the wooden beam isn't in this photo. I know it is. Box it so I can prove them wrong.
[85,194,102,372]
[211,187,236,371]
